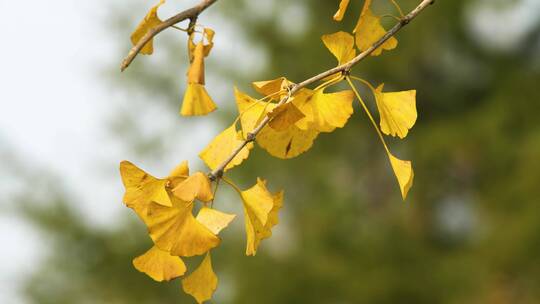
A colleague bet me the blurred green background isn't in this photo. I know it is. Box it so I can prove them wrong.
[1,0,540,303]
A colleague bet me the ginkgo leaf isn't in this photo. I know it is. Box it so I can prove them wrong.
[374,84,417,139]
[387,152,414,200]
[252,77,293,100]
[119,161,172,214]
[188,28,215,62]
[133,245,186,282]
[182,253,218,304]
[294,87,355,133]
[322,31,356,65]
[203,28,215,57]
[257,125,319,159]
[169,161,189,178]
[146,197,220,257]
[199,123,254,171]
[181,42,217,116]
[181,84,217,116]
[173,172,214,203]
[259,190,284,240]
[130,0,165,55]
[235,87,269,136]
[187,43,206,85]
[196,207,236,235]
[240,178,283,256]
[168,160,190,189]
[268,102,305,131]
[235,88,319,159]
[333,0,351,21]
[354,0,398,56]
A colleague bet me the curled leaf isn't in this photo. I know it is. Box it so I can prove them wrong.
[181,42,217,116]
[181,253,218,304]
[188,28,215,61]
[387,152,414,200]
[132,246,186,282]
[130,0,165,55]
[354,0,398,55]
[199,123,254,171]
[146,197,220,257]
[241,178,284,256]
[333,0,351,21]
[375,84,417,139]
[322,31,356,65]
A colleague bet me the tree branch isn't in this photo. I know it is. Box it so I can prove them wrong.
[208,0,435,180]
[121,0,219,72]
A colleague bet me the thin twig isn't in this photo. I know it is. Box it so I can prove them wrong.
[208,0,435,180]
[121,0,218,71]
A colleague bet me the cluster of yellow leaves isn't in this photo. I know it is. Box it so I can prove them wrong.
[325,0,417,200]
[129,0,217,117]
[119,160,283,302]
[334,0,398,56]
[121,0,422,301]
[197,80,354,164]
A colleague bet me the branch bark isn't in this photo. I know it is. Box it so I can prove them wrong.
[121,0,218,72]
[208,0,435,180]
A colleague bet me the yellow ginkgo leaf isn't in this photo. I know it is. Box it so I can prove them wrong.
[196,207,236,235]
[374,84,417,139]
[168,160,190,189]
[354,0,398,56]
[181,42,217,116]
[252,77,293,100]
[268,102,305,131]
[130,0,165,55]
[333,0,351,21]
[387,152,414,200]
[146,197,220,257]
[181,253,218,304]
[188,28,215,62]
[199,123,254,171]
[203,28,215,57]
[241,178,283,256]
[181,84,217,116]
[235,88,319,159]
[173,172,214,203]
[257,125,319,159]
[119,161,172,214]
[133,245,186,282]
[235,87,269,136]
[322,31,356,65]
[294,88,355,133]
[259,190,284,240]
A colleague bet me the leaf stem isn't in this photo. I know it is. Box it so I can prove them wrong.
[345,76,390,154]
[222,176,243,197]
[389,0,405,17]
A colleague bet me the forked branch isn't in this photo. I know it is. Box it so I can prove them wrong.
[208,0,435,180]
[121,0,218,71]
